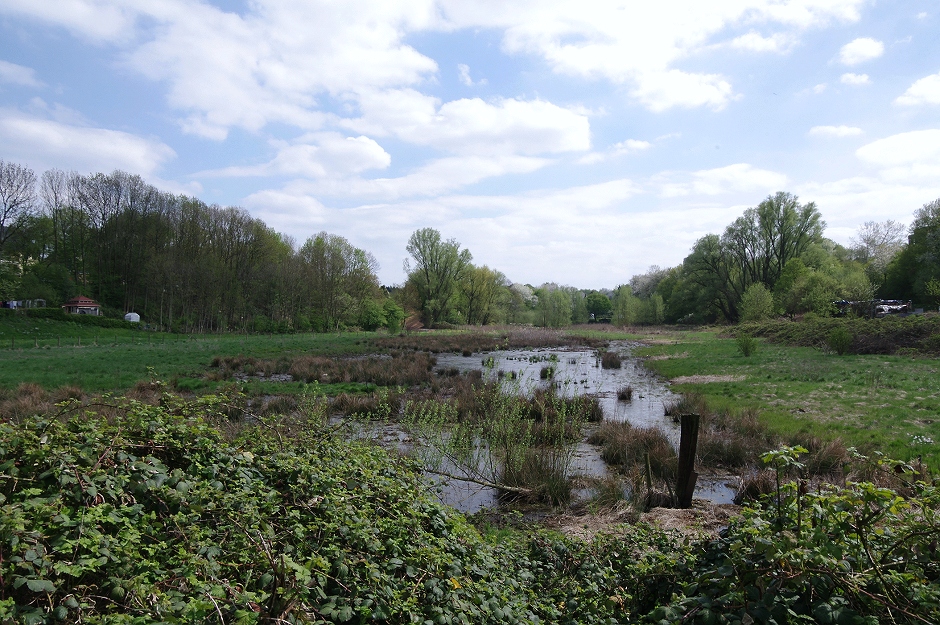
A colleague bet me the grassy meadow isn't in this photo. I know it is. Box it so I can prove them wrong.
[0,315,376,391]
[629,327,940,467]
[1,315,938,468]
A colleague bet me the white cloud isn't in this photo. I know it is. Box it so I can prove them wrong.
[838,37,884,65]
[202,133,391,178]
[841,72,870,85]
[441,0,864,111]
[0,60,44,87]
[895,71,940,106]
[578,139,651,164]
[631,70,735,112]
[855,128,940,180]
[658,163,788,197]
[0,0,138,43]
[813,83,827,93]
[728,31,794,53]
[0,0,868,127]
[457,63,487,86]
[279,154,551,200]
[809,125,863,137]
[345,91,590,155]
[0,108,175,175]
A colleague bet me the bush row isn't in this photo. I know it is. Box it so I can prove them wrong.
[2,395,938,624]
[737,314,940,355]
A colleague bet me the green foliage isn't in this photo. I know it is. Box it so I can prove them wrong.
[739,282,774,321]
[1,388,939,624]
[827,325,853,355]
[357,298,386,331]
[735,332,759,357]
[382,299,405,334]
[0,396,521,623]
[535,288,572,328]
[405,228,473,327]
[883,197,940,305]
[650,450,940,625]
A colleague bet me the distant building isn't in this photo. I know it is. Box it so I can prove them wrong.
[124,312,141,323]
[63,296,101,316]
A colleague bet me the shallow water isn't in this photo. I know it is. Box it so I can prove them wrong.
[427,342,737,512]
[433,340,678,431]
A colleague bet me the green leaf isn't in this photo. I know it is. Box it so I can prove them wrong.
[25,579,56,593]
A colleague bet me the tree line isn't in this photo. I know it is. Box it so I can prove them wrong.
[0,160,402,333]
[2,158,937,331]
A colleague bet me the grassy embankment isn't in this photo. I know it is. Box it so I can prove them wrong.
[625,325,940,467]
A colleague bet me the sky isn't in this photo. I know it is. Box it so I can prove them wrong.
[0,0,938,289]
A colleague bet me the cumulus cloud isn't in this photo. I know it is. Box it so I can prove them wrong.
[202,133,391,178]
[0,0,869,128]
[658,163,787,197]
[0,108,175,175]
[440,0,864,111]
[841,72,870,85]
[895,71,940,106]
[281,154,551,200]
[344,90,590,155]
[728,31,795,53]
[838,37,884,65]
[631,70,735,112]
[0,60,44,87]
[856,129,940,167]
[809,125,863,137]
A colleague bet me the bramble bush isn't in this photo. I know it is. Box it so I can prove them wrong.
[1,394,938,624]
[644,448,940,625]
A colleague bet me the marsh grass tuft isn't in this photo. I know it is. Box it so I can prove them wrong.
[617,385,633,401]
[601,351,622,369]
[588,422,677,482]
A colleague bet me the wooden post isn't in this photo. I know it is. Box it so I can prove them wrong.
[675,413,700,509]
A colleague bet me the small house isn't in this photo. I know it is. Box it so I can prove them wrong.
[63,296,101,316]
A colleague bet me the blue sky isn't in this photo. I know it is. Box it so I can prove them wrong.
[0,0,938,288]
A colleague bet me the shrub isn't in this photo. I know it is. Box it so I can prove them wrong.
[740,282,774,321]
[827,325,853,355]
[736,332,759,357]
[617,384,633,401]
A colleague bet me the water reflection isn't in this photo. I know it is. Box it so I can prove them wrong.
[343,342,738,512]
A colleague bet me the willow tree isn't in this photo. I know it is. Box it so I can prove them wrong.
[685,192,824,321]
[405,228,472,327]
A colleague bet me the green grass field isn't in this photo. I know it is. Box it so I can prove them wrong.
[2,317,938,467]
[0,316,377,391]
[634,328,940,467]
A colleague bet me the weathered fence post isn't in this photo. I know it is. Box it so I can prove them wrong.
[675,413,700,509]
